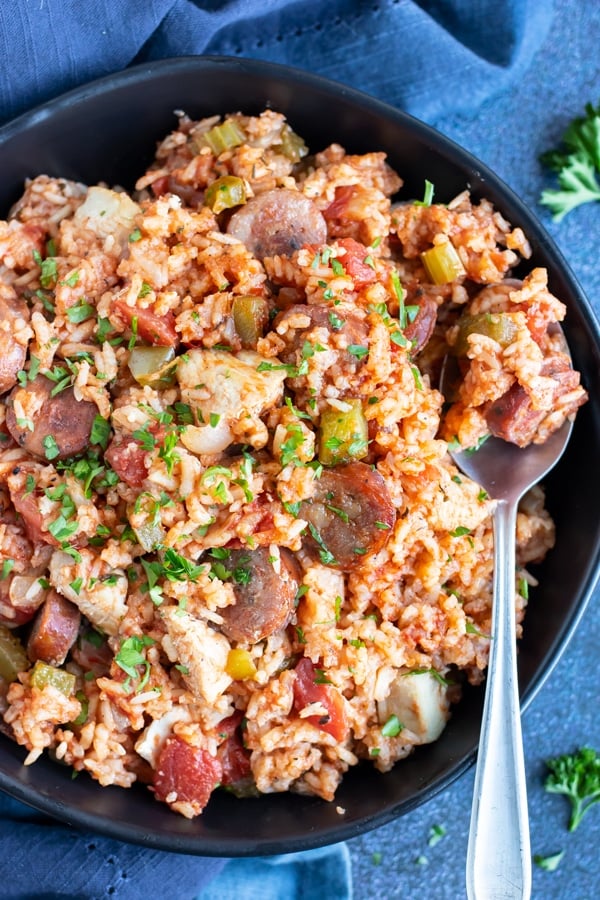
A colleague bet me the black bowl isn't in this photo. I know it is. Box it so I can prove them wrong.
[1,56,599,856]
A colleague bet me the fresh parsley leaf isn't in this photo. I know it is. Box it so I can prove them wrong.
[42,434,60,460]
[90,415,110,450]
[540,101,600,220]
[545,746,600,832]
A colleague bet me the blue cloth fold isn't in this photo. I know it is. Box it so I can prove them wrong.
[0,0,555,897]
[0,0,553,127]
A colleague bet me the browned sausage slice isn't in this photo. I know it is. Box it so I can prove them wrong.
[219,547,300,644]
[404,294,437,354]
[486,354,583,447]
[301,462,395,569]
[0,295,30,394]
[27,589,81,666]
[6,374,98,460]
[227,188,327,260]
[274,303,370,386]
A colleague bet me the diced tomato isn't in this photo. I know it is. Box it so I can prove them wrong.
[153,735,223,813]
[10,489,59,546]
[217,712,252,786]
[105,435,149,488]
[336,238,377,288]
[113,298,179,347]
[293,657,349,742]
[323,185,356,221]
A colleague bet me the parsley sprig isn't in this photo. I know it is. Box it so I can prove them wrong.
[540,101,600,220]
[545,746,600,832]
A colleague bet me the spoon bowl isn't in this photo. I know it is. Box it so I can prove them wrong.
[441,352,575,900]
[449,419,573,505]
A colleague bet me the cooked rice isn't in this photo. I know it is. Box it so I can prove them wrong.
[0,109,585,818]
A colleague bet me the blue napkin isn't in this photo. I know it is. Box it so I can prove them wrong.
[0,1,554,898]
[0,0,553,127]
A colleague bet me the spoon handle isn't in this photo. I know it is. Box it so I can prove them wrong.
[466,498,531,900]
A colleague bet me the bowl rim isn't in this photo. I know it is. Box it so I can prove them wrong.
[1,53,600,856]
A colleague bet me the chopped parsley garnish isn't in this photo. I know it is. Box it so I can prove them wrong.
[90,415,111,450]
[33,249,58,289]
[115,634,155,692]
[313,668,332,685]
[347,344,369,360]
[66,299,94,323]
[0,559,15,580]
[411,365,424,390]
[307,523,337,565]
[381,714,403,737]
[427,823,447,847]
[280,423,306,467]
[328,311,345,330]
[414,179,435,207]
[533,851,564,872]
[158,431,180,475]
[61,270,80,288]
[42,434,60,460]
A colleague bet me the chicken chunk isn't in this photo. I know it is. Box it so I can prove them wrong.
[49,550,127,636]
[377,670,450,743]
[161,608,232,705]
[176,348,286,453]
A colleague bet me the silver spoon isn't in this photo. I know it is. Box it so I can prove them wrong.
[441,360,574,900]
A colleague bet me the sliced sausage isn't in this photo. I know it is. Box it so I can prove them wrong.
[0,295,30,394]
[227,188,327,260]
[301,461,395,569]
[6,464,60,546]
[0,574,46,627]
[485,354,583,447]
[275,303,370,390]
[6,375,97,461]
[403,293,437,354]
[218,546,300,644]
[27,589,81,666]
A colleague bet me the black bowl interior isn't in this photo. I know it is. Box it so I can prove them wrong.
[1,56,599,856]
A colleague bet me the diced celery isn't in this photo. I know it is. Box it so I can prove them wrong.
[421,242,465,284]
[226,648,257,680]
[128,346,176,388]
[30,660,76,696]
[204,176,247,214]
[232,295,269,348]
[0,625,28,683]
[198,119,246,156]
[452,312,519,356]
[318,400,369,466]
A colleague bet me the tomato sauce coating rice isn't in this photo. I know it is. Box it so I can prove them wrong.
[0,110,586,818]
